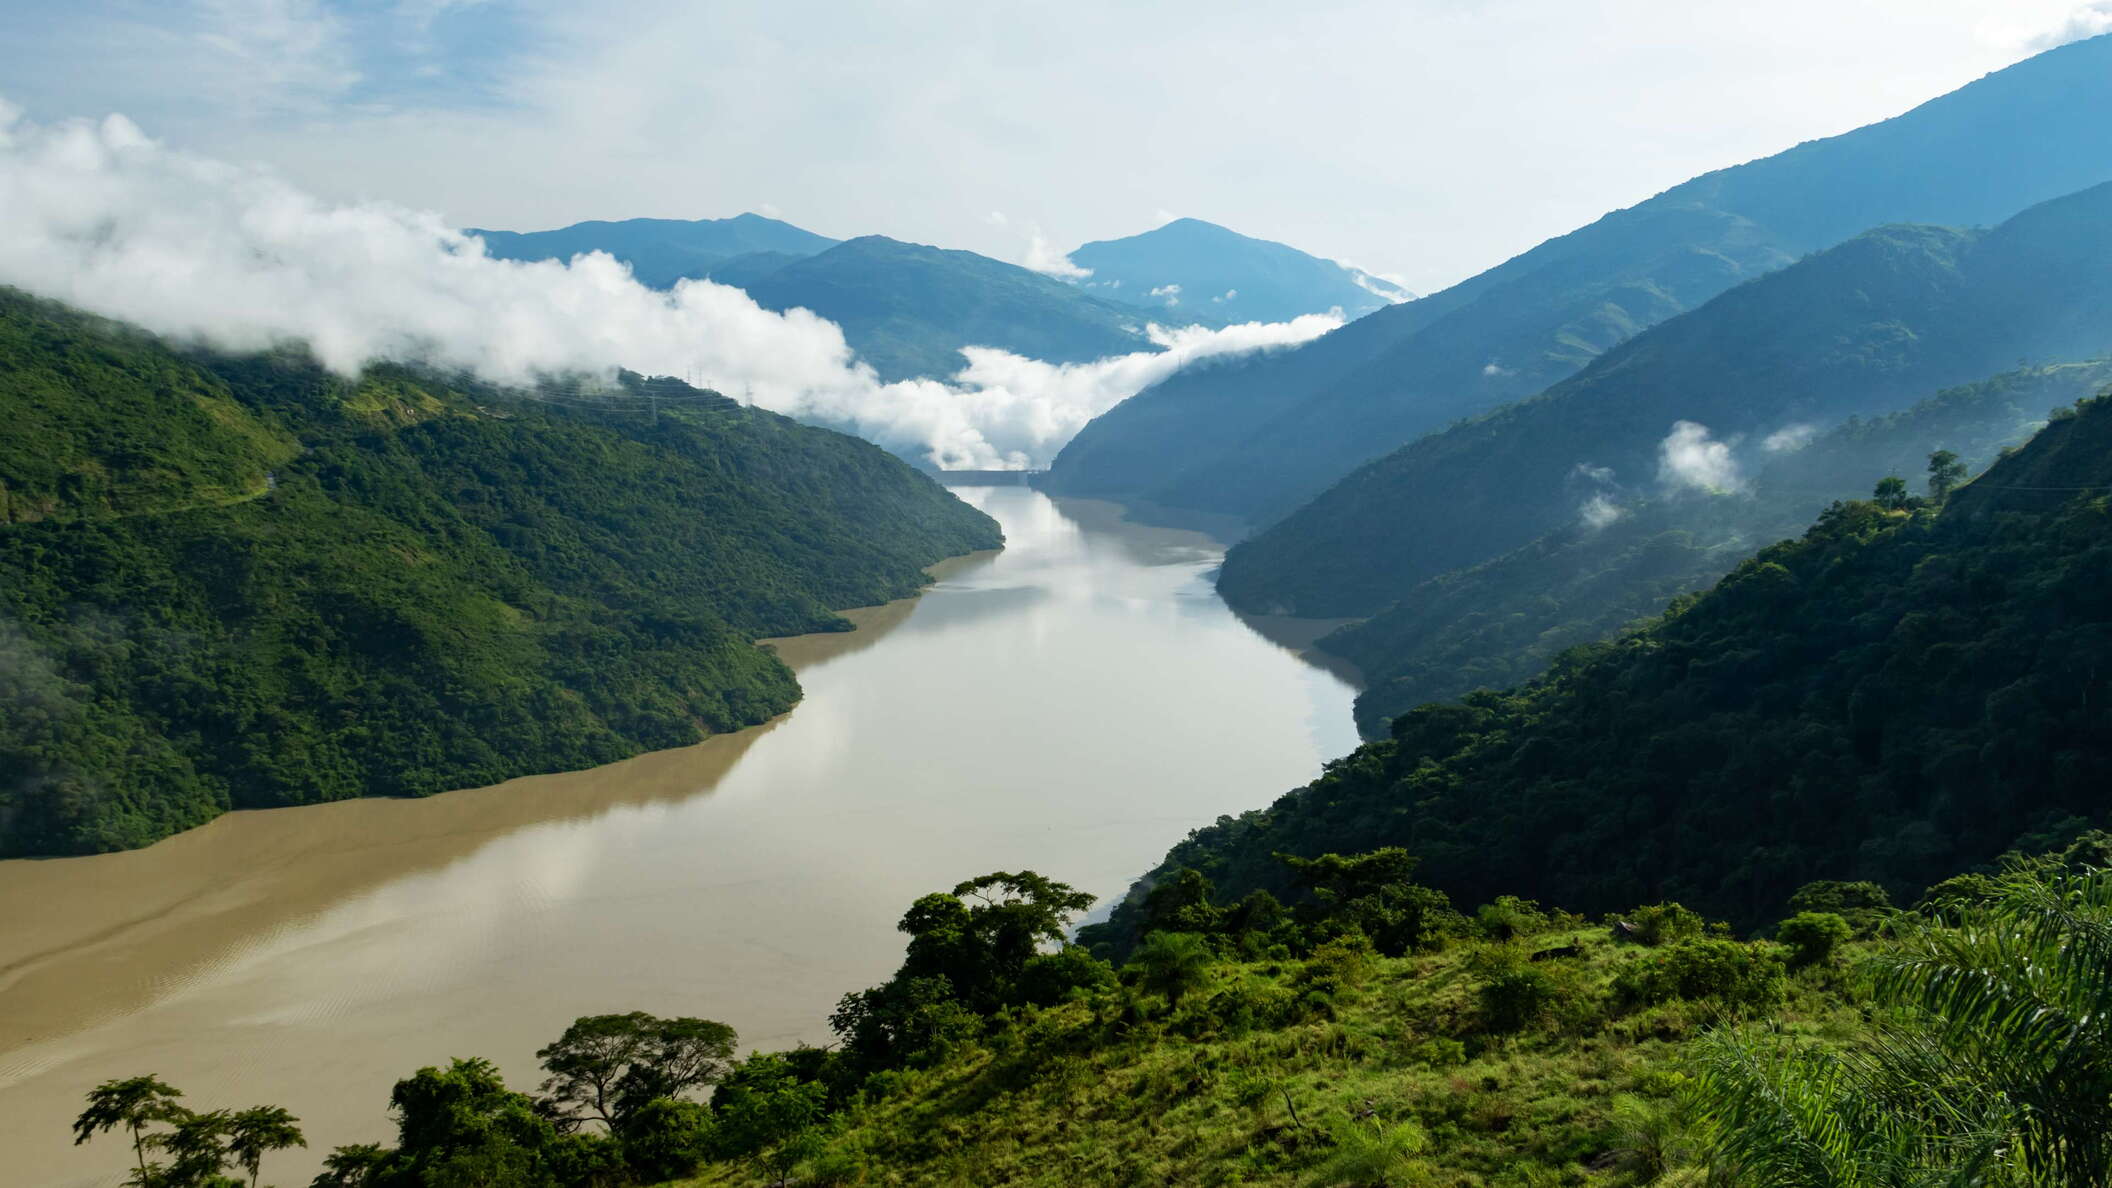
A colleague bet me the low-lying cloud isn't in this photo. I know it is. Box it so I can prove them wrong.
[1762,423,1817,453]
[0,106,1333,469]
[1657,420,1745,493]
[1579,494,1626,530]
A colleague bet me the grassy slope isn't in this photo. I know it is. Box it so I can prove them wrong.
[0,290,1001,856]
[680,916,1865,1187]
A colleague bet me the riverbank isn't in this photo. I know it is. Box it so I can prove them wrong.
[0,490,1356,1187]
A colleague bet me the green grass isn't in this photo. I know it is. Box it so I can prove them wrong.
[677,921,1871,1187]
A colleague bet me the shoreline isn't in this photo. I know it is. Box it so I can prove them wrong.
[0,551,993,1056]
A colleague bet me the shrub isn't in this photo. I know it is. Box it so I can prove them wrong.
[1475,895,1549,941]
[1775,911,1853,968]
[1467,946,1559,1033]
[1612,939,1784,1011]
[1017,946,1117,1006]
[617,1098,714,1182]
[1612,903,1705,947]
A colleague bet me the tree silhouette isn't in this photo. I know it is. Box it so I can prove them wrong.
[224,1105,304,1188]
[73,1075,183,1184]
[1926,449,1968,501]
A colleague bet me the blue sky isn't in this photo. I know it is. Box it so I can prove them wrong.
[3,0,2108,291]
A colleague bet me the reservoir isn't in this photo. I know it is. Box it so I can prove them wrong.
[0,488,1358,1186]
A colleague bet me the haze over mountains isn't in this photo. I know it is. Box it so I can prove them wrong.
[1219,180,2112,618]
[463,213,1391,384]
[11,12,2112,1187]
[1045,32,2112,524]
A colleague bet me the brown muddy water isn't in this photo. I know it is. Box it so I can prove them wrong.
[0,488,1359,1186]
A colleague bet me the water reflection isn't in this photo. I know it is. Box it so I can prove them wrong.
[0,488,1358,1187]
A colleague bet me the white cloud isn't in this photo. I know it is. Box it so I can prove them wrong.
[1021,228,1090,279]
[1146,283,1180,298]
[1571,462,1615,484]
[192,0,361,114]
[1762,423,1817,452]
[1345,267,1413,304]
[2023,2,2112,49]
[1580,494,1626,529]
[1656,420,1745,493]
[0,105,1333,471]
[1482,361,1512,377]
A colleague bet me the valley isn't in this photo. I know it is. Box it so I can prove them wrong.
[0,488,1358,1187]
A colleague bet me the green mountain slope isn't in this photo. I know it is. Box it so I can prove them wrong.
[1219,184,2112,618]
[1327,361,2112,734]
[1046,33,2112,525]
[739,236,1157,383]
[1068,217,1410,324]
[1113,393,2112,933]
[0,291,1000,857]
[468,213,840,289]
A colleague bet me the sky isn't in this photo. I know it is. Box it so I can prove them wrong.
[4,0,2109,294]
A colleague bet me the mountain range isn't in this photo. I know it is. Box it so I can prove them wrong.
[467,214,1393,382]
[1043,32,2112,526]
[1217,180,2112,619]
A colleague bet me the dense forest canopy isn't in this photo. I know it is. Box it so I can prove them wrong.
[1105,392,2112,936]
[0,289,1000,856]
[1326,360,2112,735]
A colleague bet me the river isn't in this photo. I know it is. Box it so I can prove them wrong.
[0,488,1358,1186]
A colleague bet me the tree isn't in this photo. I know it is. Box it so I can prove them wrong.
[711,1054,828,1187]
[74,1075,185,1184]
[310,1143,388,1188]
[224,1105,304,1188]
[1926,449,1968,501]
[386,1057,563,1188]
[1127,931,1216,1007]
[893,870,1096,1011]
[1284,848,1456,956]
[535,1012,736,1131]
[1137,869,1224,936]
[150,1108,234,1187]
[1775,911,1852,968]
[1873,475,1911,510]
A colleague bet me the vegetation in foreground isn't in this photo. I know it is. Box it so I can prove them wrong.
[74,836,2112,1187]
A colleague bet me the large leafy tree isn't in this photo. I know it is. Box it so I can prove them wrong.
[534,1012,737,1131]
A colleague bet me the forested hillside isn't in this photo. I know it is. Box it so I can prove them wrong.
[1046,33,2112,526]
[1115,392,2112,934]
[1220,184,2112,618]
[1326,361,2112,734]
[0,290,1000,856]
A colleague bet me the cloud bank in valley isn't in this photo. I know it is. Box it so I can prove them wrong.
[0,105,1334,469]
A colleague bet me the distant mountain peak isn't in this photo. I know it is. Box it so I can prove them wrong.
[1067,219,1411,325]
